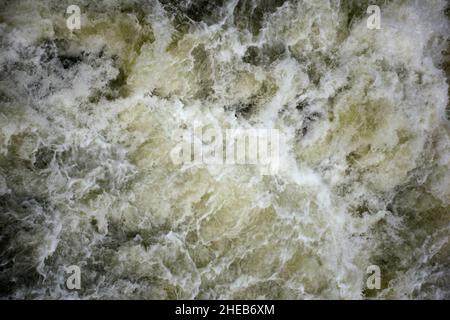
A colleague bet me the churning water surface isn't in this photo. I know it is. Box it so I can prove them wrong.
[0,0,449,299]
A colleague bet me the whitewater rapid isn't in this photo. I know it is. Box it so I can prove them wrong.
[0,0,449,299]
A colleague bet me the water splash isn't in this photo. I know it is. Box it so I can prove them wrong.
[0,0,449,299]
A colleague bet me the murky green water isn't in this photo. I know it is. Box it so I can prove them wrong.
[0,0,449,299]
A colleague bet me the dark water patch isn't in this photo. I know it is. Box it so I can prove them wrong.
[243,42,286,66]
[296,111,321,138]
[366,186,450,298]
[105,67,129,100]
[0,194,54,297]
[160,0,226,25]
[192,44,214,100]
[234,0,288,36]
[33,146,55,169]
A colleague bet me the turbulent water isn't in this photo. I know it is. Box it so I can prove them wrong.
[0,0,449,299]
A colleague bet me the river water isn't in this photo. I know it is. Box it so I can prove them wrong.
[0,0,449,299]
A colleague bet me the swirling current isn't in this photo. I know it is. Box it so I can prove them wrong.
[0,0,449,299]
